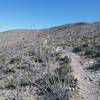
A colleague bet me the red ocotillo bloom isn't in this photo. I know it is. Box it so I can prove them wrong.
[44,47,49,61]
[34,49,38,61]
[45,47,48,55]
[37,32,42,39]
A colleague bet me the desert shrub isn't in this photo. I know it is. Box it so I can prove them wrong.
[0,54,5,64]
[98,81,100,87]
[84,47,100,57]
[54,52,71,64]
[14,75,31,87]
[4,65,15,74]
[13,73,34,88]
[85,50,92,56]
[9,56,22,64]
[28,50,35,56]
[34,56,43,63]
[4,75,16,89]
[86,63,100,71]
[58,56,71,65]
[3,74,33,89]
[73,43,89,51]
[55,64,73,83]
[8,56,31,71]
[34,63,76,100]
[54,52,62,62]
[28,50,37,61]
[84,48,95,55]
[73,47,81,53]
[9,58,15,64]
[75,44,100,57]
[56,64,72,76]
[81,44,88,48]
[95,51,100,57]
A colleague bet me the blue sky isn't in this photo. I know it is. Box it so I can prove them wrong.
[0,0,100,31]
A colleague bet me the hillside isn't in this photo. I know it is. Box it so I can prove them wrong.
[0,22,100,46]
[0,22,100,100]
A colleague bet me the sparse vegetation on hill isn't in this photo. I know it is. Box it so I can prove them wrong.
[0,22,100,100]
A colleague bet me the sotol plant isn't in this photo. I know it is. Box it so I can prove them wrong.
[32,34,76,100]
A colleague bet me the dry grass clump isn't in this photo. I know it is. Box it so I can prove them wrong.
[0,53,5,64]
[2,73,34,89]
[34,62,77,100]
[9,55,22,65]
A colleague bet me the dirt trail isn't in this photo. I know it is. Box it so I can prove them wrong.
[63,50,100,100]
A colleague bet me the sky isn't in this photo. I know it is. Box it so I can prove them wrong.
[0,0,100,32]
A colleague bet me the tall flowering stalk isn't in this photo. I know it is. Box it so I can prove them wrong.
[36,32,42,57]
[35,32,51,72]
[44,46,50,71]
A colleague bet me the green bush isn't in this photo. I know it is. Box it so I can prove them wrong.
[4,75,15,89]
[0,54,5,64]
[4,65,15,74]
[58,56,71,65]
[9,56,22,64]
[84,48,95,55]
[3,74,33,89]
[54,52,61,62]
[95,51,100,57]
[15,75,32,87]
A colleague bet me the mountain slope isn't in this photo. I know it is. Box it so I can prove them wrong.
[0,22,100,47]
[0,22,100,100]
